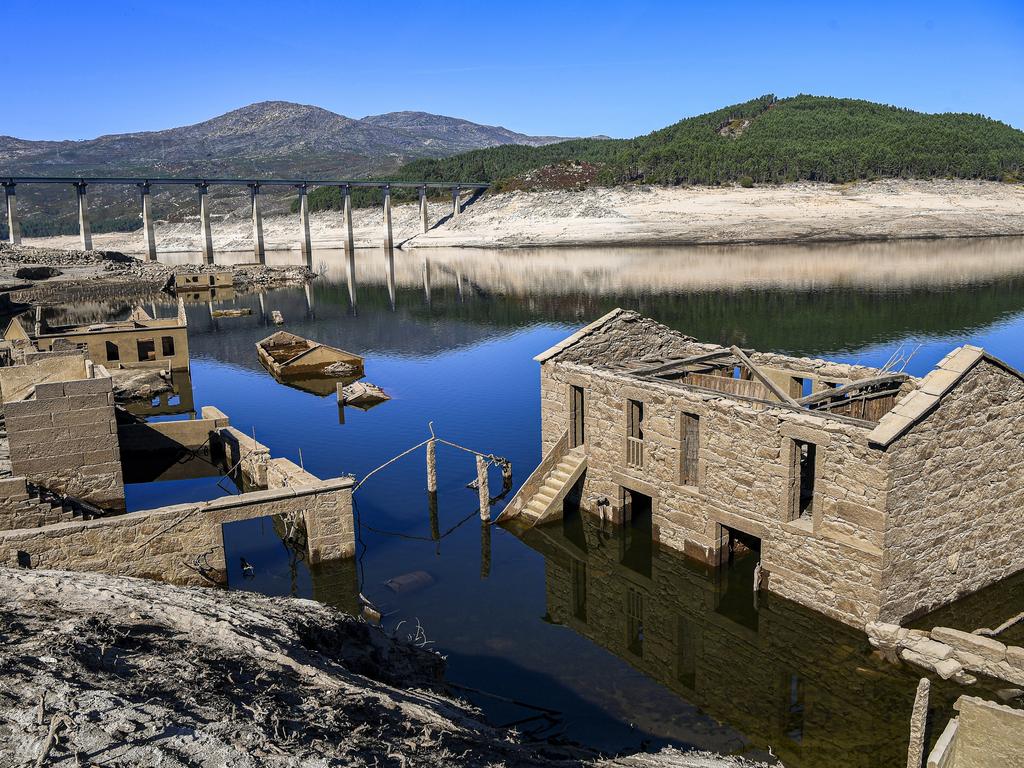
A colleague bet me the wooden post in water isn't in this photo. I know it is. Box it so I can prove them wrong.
[426,439,437,492]
[249,183,265,264]
[298,184,312,268]
[480,522,491,579]
[197,183,214,264]
[3,183,21,245]
[476,455,490,521]
[139,182,157,261]
[75,182,92,251]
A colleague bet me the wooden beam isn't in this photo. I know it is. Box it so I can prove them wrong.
[729,346,800,407]
[630,349,739,377]
[798,374,909,406]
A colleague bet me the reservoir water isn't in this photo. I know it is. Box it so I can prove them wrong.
[55,238,1024,767]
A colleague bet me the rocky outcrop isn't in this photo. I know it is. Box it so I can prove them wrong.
[866,620,1024,687]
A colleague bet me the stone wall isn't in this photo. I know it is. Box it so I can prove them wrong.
[540,359,890,627]
[882,360,1024,623]
[928,696,1024,768]
[0,477,355,586]
[6,372,124,510]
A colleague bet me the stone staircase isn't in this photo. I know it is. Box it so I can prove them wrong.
[18,483,100,526]
[500,431,587,526]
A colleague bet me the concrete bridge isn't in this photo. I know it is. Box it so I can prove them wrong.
[1,176,490,265]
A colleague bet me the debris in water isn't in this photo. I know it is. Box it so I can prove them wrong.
[384,570,435,594]
[339,381,390,408]
[271,310,284,325]
[211,308,252,318]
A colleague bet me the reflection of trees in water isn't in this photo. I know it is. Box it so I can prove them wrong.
[44,267,1024,363]
[518,515,1003,768]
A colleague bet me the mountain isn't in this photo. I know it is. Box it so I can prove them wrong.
[363,94,1024,197]
[0,101,570,236]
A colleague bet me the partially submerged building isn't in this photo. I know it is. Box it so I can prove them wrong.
[506,309,1024,629]
[2,301,190,372]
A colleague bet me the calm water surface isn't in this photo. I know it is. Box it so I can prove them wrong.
[69,239,1024,766]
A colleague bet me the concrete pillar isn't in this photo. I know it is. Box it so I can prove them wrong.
[451,186,461,218]
[426,439,437,492]
[342,184,354,256]
[345,246,357,309]
[249,183,265,264]
[419,185,429,233]
[33,306,42,337]
[298,184,312,267]
[3,184,21,245]
[382,184,393,251]
[423,258,432,304]
[906,678,930,768]
[75,182,92,251]
[197,184,214,264]
[476,455,490,521]
[139,183,157,261]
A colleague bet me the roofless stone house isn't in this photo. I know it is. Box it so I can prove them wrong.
[504,309,1024,628]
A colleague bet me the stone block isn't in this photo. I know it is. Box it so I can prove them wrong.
[33,381,65,399]
[64,393,113,411]
[1006,645,1024,671]
[51,407,114,428]
[902,635,955,661]
[931,626,1007,664]
[5,397,69,417]
[63,377,112,396]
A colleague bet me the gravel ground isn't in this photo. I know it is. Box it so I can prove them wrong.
[0,568,772,768]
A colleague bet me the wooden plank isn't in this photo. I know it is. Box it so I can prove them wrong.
[629,349,737,377]
[798,374,908,406]
[730,346,801,406]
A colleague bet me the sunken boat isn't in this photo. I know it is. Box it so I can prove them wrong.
[257,331,364,396]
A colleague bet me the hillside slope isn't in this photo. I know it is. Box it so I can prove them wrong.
[0,101,569,237]
[316,94,1024,211]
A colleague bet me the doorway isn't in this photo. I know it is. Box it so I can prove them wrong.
[620,488,653,577]
[715,524,761,630]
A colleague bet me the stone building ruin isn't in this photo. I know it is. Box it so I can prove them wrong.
[504,309,1024,629]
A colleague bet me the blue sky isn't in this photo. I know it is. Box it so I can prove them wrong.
[3,0,1022,140]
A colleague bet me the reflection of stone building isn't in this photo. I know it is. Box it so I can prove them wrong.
[508,309,1024,629]
[521,514,967,768]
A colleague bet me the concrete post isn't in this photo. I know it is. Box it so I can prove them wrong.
[426,439,437,492]
[249,183,265,264]
[33,306,42,337]
[419,185,429,233]
[382,184,393,251]
[3,183,21,245]
[75,182,92,251]
[139,183,157,261]
[342,184,354,256]
[906,678,930,768]
[451,186,461,218]
[197,184,214,265]
[298,184,312,267]
[423,258,432,304]
[476,455,490,521]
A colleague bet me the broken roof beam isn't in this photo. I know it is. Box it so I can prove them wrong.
[629,349,744,377]
[798,373,910,406]
[729,346,801,407]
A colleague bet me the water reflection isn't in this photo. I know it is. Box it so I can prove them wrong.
[521,513,975,768]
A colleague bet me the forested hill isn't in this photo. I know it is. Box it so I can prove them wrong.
[306,94,1024,210]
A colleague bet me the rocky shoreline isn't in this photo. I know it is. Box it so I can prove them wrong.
[0,568,770,767]
[16,179,1024,254]
[0,242,316,305]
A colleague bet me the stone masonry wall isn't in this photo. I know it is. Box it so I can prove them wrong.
[6,374,124,511]
[540,359,891,627]
[881,360,1024,624]
[0,478,355,587]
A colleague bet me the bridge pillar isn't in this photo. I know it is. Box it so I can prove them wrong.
[342,184,354,256]
[139,183,157,261]
[75,182,92,251]
[419,185,429,233]
[451,186,461,218]
[3,183,20,245]
[249,183,265,264]
[297,184,312,268]
[197,184,214,264]
[382,184,393,251]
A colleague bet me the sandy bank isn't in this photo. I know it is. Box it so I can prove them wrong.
[21,179,1024,254]
[0,568,769,767]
